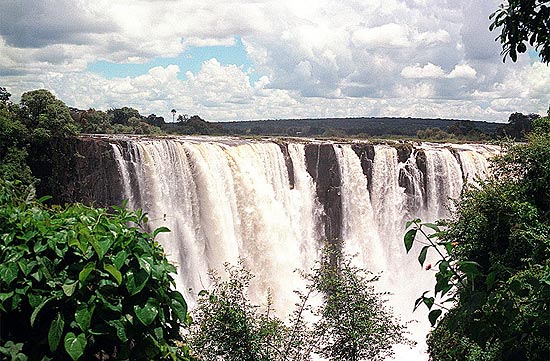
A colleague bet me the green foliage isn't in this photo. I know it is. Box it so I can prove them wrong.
[309,245,411,361]
[189,246,409,361]
[0,180,192,360]
[20,89,79,141]
[0,99,33,184]
[189,262,293,361]
[404,120,550,360]
[490,0,550,64]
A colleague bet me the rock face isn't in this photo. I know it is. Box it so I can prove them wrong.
[277,142,295,189]
[304,144,341,241]
[31,137,123,206]
[351,143,375,193]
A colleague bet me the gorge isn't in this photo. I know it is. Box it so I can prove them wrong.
[60,135,499,360]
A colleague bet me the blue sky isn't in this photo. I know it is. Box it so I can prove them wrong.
[87,38,261,84]
[0,0,548,122]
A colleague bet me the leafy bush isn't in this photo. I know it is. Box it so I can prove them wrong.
[189,262,293,361]
[189,245,410,361]
[0,180,192,360]
[404,118,550,360]
[310,246,411,361]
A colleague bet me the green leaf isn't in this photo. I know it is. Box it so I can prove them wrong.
[153,226,170,238]
[126,269,149,296]
[78,263,95,284]
[486,271,498,289]
[113,250,128,270]
[62,281,78,297]
[423,296,435,310]
[428,309,442,326]
[75,303,94,332]
[89,236,112,260]
[170,291,188,322]
[422,222,440,233]
[404,229,417,253]
[458,261,481,277]
[0,263,19,286]
[108,319,128,342]
[31,296,54,327]
[38,195,53,203]
[134,298,159,326]
[103,264,122,285]
[418,245,429,267]
[48,313,64,352]
[64,332,87,361]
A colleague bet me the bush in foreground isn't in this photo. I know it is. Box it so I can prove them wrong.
[0,180,192,360]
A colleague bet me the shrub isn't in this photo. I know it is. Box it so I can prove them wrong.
[0,180,192,360]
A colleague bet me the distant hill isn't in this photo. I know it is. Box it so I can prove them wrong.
[218,117,502,139]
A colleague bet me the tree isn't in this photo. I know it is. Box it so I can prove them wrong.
[20,89,79,140]
[489,0,550,64]
[189,245,410,361]
[0,93,33,184]
[497,112,540,139]
[310,245,411,361]
[0,86,11,103]
[107,107,141,125]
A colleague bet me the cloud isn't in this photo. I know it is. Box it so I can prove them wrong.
[0,0,547,123]
[448,64,477,79]
[401,63,446,79]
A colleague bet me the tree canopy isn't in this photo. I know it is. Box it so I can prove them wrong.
[490,0,550,63]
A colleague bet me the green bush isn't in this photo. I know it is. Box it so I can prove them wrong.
[405,118,550,361]
[0,181,192,360]
[189,245,410,361]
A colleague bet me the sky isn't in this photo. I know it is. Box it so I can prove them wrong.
[0,0,548,123]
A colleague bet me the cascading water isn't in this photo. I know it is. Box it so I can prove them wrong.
[107,136,498,360]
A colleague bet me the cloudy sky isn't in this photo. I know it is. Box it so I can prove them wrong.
[0,0,548,122]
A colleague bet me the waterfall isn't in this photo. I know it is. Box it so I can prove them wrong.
[112,138,322,315]
[107,136,498,360]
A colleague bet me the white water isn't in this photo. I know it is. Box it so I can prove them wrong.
[110,136,498,360]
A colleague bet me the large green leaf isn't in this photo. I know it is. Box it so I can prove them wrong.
[30,296,54,327]
[78,263,95,284]
[404,229,417,253]
[64,332,87,361]
[418,245,429,267]
[170,291,188,322]
[89,236,112,260]
[108,319,128,342]
[126,269,149,296]
[0,263,19,286]
[62,281,78,297]
[103,264,122,285]
[48,312,64,351]
[428,309,442,326]
[134,298,159,326]
[75,303,95,332]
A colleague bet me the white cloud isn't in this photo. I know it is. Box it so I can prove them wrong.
[401,63,446,79]
[447,64,477,79]
[0,0,547,122]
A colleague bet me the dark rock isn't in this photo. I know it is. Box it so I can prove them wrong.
[394,143,413,163]
[351,143,375,192]
[277,142,295,189]
[305,143,341,242]
[30,136,124,206]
